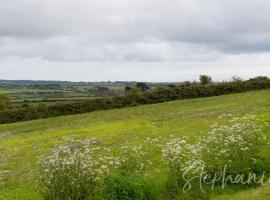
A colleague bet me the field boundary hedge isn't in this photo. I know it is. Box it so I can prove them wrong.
[0,77,270,124]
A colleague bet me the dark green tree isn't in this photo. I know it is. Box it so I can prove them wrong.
[199,75,212,85]
[167,84,176,89]
[136,82,150,93]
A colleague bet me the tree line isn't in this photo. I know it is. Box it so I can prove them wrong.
[0,76,270,124]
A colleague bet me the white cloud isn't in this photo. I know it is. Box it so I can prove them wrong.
[0,54,269,82]
[0,0,270,80]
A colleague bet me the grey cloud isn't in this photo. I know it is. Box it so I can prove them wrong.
[1,0,270,62]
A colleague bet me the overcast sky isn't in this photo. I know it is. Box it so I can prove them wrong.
[0,0,270,82]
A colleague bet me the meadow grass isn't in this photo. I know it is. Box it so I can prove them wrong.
[0,90,270,199]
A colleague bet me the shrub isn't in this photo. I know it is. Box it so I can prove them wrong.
[119,145,153,174]
[162,115,269,194]
[200,115,268,179]
[162,138,203,193]
[101,172,163,200]
[37,138,120,200]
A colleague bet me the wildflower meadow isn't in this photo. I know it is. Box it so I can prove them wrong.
[37,114,270,200]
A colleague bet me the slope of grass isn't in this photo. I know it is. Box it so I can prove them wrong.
[0,90,270,199]
[215,183,270,200]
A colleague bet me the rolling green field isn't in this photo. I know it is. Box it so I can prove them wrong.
[0,87,102,106]
[1,89,270,199]
[0,81,128,106]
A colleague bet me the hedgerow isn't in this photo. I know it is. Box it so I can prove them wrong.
[1,76,270,124]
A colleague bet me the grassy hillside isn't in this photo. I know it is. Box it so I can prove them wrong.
[215,183,270,200]
[0,90,270,199]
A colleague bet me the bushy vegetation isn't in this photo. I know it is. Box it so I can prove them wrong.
[0,94,12,111]
[200,115,269,179]
[38,138,120,200]
[1,76,270,124]
[36,115,270,200]
[162,137,202,195]
[199,75,212,85]
[101,173,162,200]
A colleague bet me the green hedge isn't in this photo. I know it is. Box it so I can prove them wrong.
[1,77,270,124]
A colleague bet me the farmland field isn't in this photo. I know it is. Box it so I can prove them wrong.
[0,89,270,199]
[0,80,173,107]
[0,87,117,107]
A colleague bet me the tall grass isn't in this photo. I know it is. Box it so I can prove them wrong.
[37,115,269,200]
